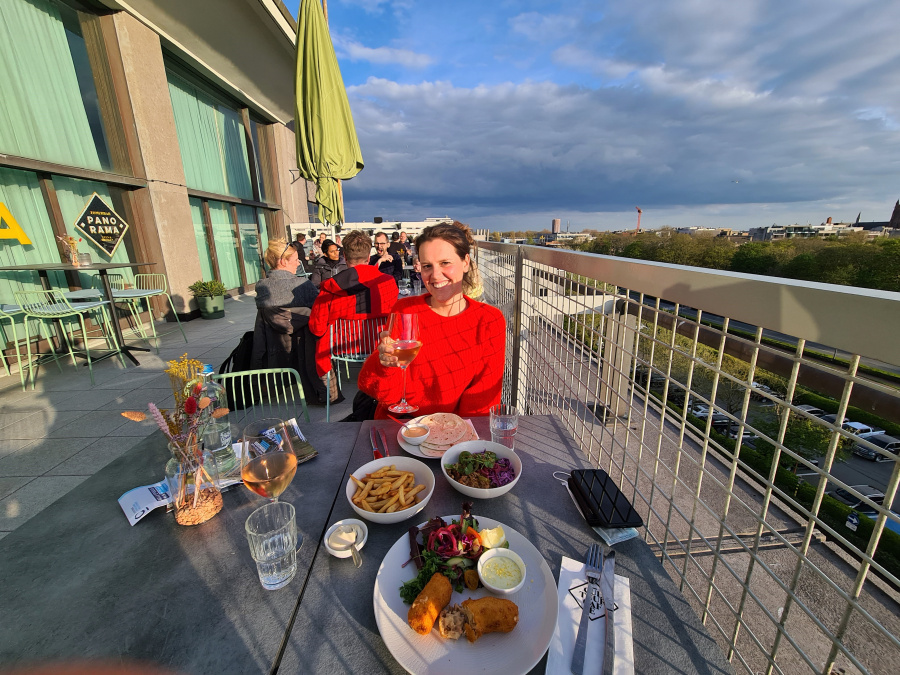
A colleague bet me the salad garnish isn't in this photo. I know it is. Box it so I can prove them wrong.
[444,450,516,489]
[400,502,507,604]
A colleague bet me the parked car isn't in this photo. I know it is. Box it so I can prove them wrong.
[795,404,826,417]
[690,404,711,418]
[750,382,780,401]
[820,414,848,426]
[843,421,881,437]
[862,510,900,536]
[726,429,760,443]
[831,485,886,514]
[852,434,900,462]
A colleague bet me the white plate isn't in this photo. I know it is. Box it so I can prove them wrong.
[397,416,476,459]
[373,515,559,675]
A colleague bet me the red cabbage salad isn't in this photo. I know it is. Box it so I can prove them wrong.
[444,449,516,489]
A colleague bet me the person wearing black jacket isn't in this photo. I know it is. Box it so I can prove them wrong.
[369,231,402,283]
[310,239,347,288]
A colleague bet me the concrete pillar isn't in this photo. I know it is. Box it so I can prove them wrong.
[271,124,312,233]
[112,12,203,313]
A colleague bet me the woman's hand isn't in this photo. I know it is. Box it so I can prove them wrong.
[377,330,399,368]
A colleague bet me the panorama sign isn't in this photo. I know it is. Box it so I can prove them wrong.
[74,193,129,258]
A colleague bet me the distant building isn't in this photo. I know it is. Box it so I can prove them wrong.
[749,218,863,241]
[552,219,561,233]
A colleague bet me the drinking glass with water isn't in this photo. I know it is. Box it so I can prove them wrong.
[245,501,302,590]
[490,404,519,449]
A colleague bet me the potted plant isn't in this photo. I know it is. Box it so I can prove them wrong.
[189,280,227,319]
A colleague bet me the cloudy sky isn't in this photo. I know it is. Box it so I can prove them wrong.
[285,0,900,232]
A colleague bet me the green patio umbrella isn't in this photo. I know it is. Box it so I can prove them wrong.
[295,0,364,227]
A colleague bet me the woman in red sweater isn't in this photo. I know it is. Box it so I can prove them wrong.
[358,222,506,419]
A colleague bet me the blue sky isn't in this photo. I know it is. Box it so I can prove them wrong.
[286,0,900,232]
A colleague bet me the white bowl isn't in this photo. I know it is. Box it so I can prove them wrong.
[400,423,430,446]
[440,441,522,499]
[323,519,369,559]
[345,456,435,524]
[477,547,527,595]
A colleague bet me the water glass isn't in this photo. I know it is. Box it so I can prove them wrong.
[77,252,92,266]
[412,279,422,295]
[245,501,302,590]
[490,404,519,449]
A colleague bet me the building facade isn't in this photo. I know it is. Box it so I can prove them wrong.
[0,0,313,329]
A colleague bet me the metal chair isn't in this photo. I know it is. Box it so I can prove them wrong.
[14,289,124,387]
[110,273,187,350]
[325,316,387,422]
[213,368,310,428]
[0,304,26,389]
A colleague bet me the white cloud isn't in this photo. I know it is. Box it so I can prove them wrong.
[333,36,431,68]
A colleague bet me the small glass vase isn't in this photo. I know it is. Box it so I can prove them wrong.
[165,441,223,526]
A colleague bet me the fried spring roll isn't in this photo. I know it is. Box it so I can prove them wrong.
[461,597,519,642]
[408,573,452,635]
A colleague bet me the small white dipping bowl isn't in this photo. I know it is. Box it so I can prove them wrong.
[441,441,522,499]
[345,456,435,524]
[323,519,368,559]
[400,423,430,446]
[477,547,527,595]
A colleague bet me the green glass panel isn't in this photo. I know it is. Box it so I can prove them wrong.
[0,167,59,339]
[52,176,134,289]
[166,69,253,199]
[189,197,214,282]
[250,120,267,201]
[209,201,240,289]
[257,210,269,258]
[0,0,103,170]
[236,206,263,284]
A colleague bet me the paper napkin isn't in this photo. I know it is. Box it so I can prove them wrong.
[546,556,634,675]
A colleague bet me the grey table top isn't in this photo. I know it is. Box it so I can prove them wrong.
[0,416,733,675]
[0,421,360,674]
[278,416,734,675]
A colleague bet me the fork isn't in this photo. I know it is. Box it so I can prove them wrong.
[571,543,602,675]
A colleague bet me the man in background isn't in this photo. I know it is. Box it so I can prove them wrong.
[369,231,402,283]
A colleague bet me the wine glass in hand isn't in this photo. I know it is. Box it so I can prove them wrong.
[240,418,297,502]
[387,312,421,414]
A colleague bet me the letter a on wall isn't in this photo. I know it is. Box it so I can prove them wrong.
[74,193,129,258]
[0,202,33,245]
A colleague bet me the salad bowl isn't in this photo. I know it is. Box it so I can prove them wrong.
[441,441,522,499]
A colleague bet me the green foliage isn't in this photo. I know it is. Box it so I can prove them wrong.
[794,390,900,437]
[575,232,900,292]
[188,280,227,297]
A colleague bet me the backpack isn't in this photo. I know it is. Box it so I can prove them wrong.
[218,331,254,410]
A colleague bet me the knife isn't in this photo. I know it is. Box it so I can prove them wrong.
[600,550,616,674]
[369,427,383,460]
[377,427,391,457]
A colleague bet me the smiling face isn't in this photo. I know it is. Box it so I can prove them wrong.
[418,238,469,304]
[325,243,340,261]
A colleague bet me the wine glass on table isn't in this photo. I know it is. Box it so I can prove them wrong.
[240,418,297,502]
[387,312,421,414]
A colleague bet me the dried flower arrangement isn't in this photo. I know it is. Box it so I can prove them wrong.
[122,354,229,524]
[57,235,82,265]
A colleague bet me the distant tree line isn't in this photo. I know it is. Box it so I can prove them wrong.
[572,230,900,292]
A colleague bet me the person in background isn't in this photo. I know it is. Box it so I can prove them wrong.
[388,231,406,263]
[310,239,347,288]
[255,239,318,309]
[369,231,403,283]
[309,230,399,383]
[359,221,505,419]
[399,231,412,260]
[291,232,307,256]
[335,234,343,250]
[312,231,327,260]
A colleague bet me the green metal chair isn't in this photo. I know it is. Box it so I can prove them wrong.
[110,273,187,350]
[0,304,27,389]
[325,316,387,422]
[213,368,310,428]
[14,289,124,387]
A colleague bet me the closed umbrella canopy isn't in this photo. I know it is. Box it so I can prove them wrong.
[295,0,364,226]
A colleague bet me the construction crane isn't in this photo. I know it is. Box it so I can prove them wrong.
[635,207,642,233]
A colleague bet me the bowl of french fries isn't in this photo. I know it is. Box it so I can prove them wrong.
[345,456,435,524]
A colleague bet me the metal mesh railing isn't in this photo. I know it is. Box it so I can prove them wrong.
[478,241,900,675]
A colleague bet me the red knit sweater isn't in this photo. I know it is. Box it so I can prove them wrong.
[358,295,506,419]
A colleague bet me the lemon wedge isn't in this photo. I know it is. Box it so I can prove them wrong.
[479,526,506,549]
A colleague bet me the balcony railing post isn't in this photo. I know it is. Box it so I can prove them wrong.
[510,245,524,409]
